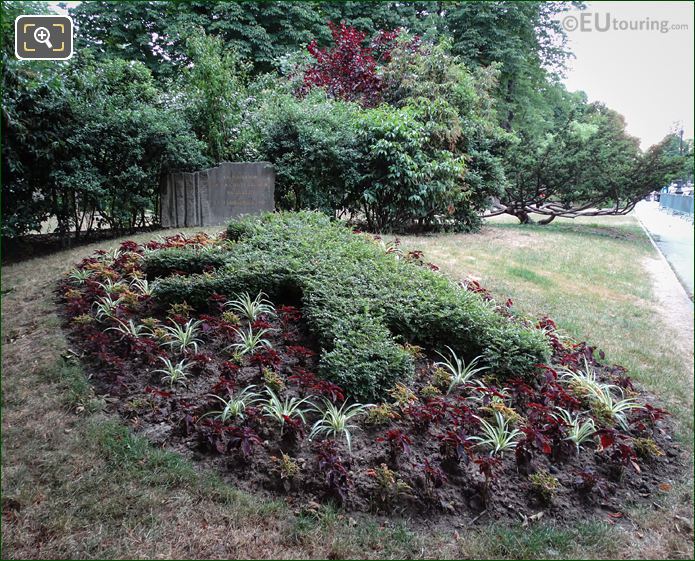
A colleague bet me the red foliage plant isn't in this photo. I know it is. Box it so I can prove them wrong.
[573,468,609,498]
[314,439,351,504]
[220,360,240,378]
[473,455,501,507]
[461,278,493,301]
[287,368,345,402]
[199,420,262,458]
[447,399,479,431]
[208,293,227,313]
[631,403,669,431]
[404,398,448,429]
[421,458,448,489]
[144,385,172,399]
[277,305,302,323]
[377,428,412,458]
[249,348,282,369]
[438,427,472,465]
[303,22,399,107]
[210,376,236,396]
[251,319,273,331]
[285,345,317,360]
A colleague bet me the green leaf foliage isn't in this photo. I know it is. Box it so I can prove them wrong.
[148,212,550,400]
[2,48,209,237]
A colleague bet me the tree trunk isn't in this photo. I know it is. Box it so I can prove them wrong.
[537,214,556,225]
[509,209,534,224]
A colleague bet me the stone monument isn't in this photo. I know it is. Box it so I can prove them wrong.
[160,162,275,227]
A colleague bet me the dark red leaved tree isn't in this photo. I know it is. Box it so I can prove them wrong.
[303,23,399,107]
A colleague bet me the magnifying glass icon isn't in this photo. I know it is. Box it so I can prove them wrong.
[33,26,53,49]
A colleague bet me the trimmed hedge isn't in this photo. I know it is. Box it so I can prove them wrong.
[144,247,230,279]
[149,212,550,400]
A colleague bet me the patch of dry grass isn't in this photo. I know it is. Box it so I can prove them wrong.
[399,214,694,558]
[400,217,693,422]
[2,220,692,559]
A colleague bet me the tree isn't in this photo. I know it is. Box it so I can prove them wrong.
[71,1,328,77]
[380,37,512,229]
[70,1,175,76]
[659,128,694,185]
[238,88,359,212]
[444,1,584,131]
[2,44,208,239]
[2,1,66,237]
[349,104,466,231]
[488,101,685,224]
[257,27,512,232]
[12,1,668,236]
[302,22,399,107]
[181,32,249,163]
[58,57,210,234]
[69,1,581,92]
[316,1,439,37]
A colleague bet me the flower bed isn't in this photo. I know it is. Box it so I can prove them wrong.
[57,214,683,524]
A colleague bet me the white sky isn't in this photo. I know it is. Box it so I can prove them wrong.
[562,1,694,148]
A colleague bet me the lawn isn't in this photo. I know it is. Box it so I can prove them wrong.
[2,215,692,560]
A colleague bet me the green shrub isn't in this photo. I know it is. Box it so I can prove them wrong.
[240,89,483,232]
[3,53,209,239]
[240,90,358,212]
[226,215,263,241]
[145,247,229,279]
[318,312,413,402]
[151,212,550,399]
[349,104,467,232]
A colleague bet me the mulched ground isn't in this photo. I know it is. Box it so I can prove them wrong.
[57,236,686,530]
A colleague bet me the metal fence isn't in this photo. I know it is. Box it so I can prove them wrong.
[659,193,694,218]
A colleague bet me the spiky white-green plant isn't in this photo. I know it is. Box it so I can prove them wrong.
[224,291,275,321]
[106,318,149,340]
[141,246,158,256]
[93,294,121,321]
[553,408,597,450]
[153,357,191,387]
[558,358,618,398]
[260,388,312,436]
[97,278,127,295]
[468,382,511,404]
[434,346,488,394]
[130,278,155,296]
[94,247,124,262]
[470,411,522,455]
[160,319,203,353]
[226,325,272,355]
[381,239,403,258]
[68,268,94,285]
[199,386,262,423]
[589,386,643,430]
[309,400,373,452]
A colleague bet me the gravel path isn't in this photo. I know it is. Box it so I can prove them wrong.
[634,201,694,298]
[642,253,694,397]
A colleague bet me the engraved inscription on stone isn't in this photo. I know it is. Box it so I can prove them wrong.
[160,162,274,228]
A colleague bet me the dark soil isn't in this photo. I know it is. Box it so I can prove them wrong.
[59,298,685,530]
